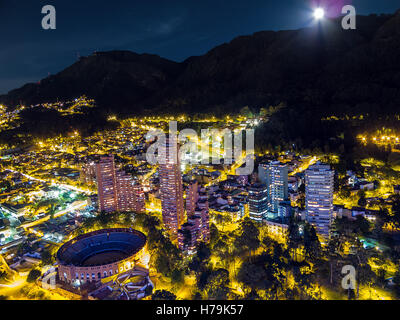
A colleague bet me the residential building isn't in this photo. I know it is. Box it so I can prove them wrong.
[96,155,145,213]
[159,136,185,239]
[248,183,268,222]
[266,161,288,215]
[305,163,334,239]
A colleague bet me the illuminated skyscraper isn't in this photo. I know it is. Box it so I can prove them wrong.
[178,185,210,253]
[197,206,210,243]
[159,135,185,239]
[305,163,334,239]
[116,171,135,211]
[132,184,146,213]
[266,161,288,215]
[196,188,210,242]
[96,155,118,213]
[116,171,145,213]
[186,180,199,216]
[258,163,269,185]
[248,183,268,222]
[178,206,210,253]
[96,155,145,213]
[178,215,202,254]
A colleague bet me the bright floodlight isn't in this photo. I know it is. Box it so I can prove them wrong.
[314,8,325,20]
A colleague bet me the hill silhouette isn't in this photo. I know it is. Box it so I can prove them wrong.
[1,11,399,118]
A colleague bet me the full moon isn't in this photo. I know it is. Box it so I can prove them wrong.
[314,8,325,20]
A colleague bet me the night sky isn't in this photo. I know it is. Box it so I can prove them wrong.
[0,0,399,94]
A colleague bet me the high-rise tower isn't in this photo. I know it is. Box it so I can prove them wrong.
[96,155,118,213]
[159,135,185,239]
[305,162,334,239]
[266,161,288,215]
[248,183,268,222]
[96,155,145,213]
[186,180,199,217]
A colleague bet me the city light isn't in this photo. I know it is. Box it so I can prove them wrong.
[314,8,325,20]
[0,0,398,303]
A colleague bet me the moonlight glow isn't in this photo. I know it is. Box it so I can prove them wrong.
[314,8,325,20]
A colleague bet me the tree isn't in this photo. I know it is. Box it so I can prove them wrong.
[151,233,182,278]
[327,236,341,285]
[259,108,268,117]
[357,190,367,207]
[196,267,213,291]
[120,211,133,226]
[0,181,11,192]
[27,269,41,283]
[171,268,184,284]
[152,290,176,300]
[338,187,351,199]
[303,224,322,261]
[188,256,202,274]
[0,271,8,282]
[41,249,54,265]
[142,215,161,232]
[354,215,371,236]
[234,217,260,257]
[209,223,220,247]
[192,291,203,300]
[215,214,223,226]
[357,262,376,299]
[377,267,386,286]
[240,106,254,118]
[96,211,117,227]
[204,268,230,299]
[237,261,268,293]
[392,269,400,298]
[287,215,302,260]
[181,228,192,249]
[244,289,260,300]
[196,242,211,262]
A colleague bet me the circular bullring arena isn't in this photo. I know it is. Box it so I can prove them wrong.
[57,228,146,285]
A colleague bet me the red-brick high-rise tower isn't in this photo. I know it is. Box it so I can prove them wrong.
[159,135,184,239]
[186,180,199,217]
[96,155,145,213]
[96,155,118,213]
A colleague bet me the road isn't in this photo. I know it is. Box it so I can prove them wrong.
[20,200,88,230]
[6,169,94,195]
[289,156,318,176]
[0,277,25,288]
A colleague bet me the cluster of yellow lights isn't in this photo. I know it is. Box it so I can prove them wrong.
[358,135,400,143]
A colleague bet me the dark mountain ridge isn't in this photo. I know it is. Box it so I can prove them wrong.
[1,11,400,117]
